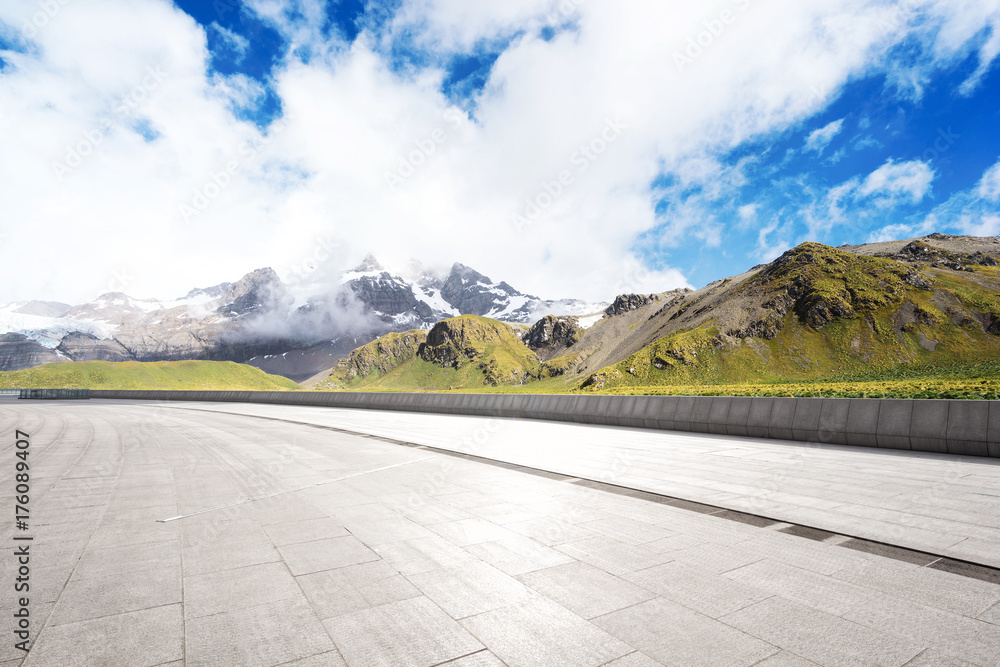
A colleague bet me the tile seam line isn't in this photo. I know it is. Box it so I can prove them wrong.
[159,405,1000,578]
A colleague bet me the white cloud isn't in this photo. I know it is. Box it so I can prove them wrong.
[1,0,999,305]
[804,118,844,154]
[867,156,1000,240]
[210,22,251,62]
[858,159,935,204]
[978,157,1000,201]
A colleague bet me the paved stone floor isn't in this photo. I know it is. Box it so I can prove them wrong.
[0,398,997,666]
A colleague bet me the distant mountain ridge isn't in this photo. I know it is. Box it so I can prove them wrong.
[314,233,1000,392]
[0,255,607,381]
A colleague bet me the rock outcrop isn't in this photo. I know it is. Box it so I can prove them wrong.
[56,332,132,362]
[0,333,66,371]
[522,315,582,360]
[605,294,657,316]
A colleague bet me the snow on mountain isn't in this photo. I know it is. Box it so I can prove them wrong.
[0,254,611,376]
[0,302,119,349]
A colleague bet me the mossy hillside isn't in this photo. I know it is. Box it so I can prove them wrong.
[317,315,541,391]
[417,315,541,386]
[745,242,929,328]
[536,351,582,379]
[584,247,1000,391]
[318,330,427,389]
[0,360,301,390]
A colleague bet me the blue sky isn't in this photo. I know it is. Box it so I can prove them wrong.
[1,0,999,302]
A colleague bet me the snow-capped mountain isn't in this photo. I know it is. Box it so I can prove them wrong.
[0,256,608,380]
[340,255,605,327]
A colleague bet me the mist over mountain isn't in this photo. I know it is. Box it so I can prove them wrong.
[0,255,607,382]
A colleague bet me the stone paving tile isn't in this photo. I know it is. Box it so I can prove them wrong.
[601,652,665,666]
[554,536,673,576]
[518,561,656,619]
[277,535,380,576]
[249,495,332,525]
[435,491,498,509]
[979,601,1000,624]
[900,649,982,666]
[503,515,600,546]
[273,651,348,666]
[181,517,270,548]
[395,500,476,525]
[19,563,74,604]
[20,401,1000,666]
[725,558,882,617]
[577,516,676,546]
[333,507,434,546]
[624,560,770,619]
[324,596,483,667]
[48,565,182,626]
[660,541,766,575]
[426,517,522,547]
[721,596,926,667]
[436,650,510,665]
[593,597,778,667]
[183,536,282,576]
[462,535,575,576]
[296,560,421,619]
[739,531,875,576]
[88,520,180,550]
[0,602,52,663]
[186,597,335,667]
[406,561,538,619]
[644,532,709,554]
[183,561,301,619]
[22,604,183,667]
[944,537,1000,565]
[262,517,350,547]
[832,558,1000,617]
[460,597,633,667]
[843,593,1000,667]
[372,535,480,575]
[464,501,546,525]
[751,652,821,666]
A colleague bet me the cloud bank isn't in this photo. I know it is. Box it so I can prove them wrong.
[0,0,999,305]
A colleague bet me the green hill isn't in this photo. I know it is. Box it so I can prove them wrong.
[581,242,1000,390]
[313,236,1000,399]
[0,360,301,390]
[318,315,540,391]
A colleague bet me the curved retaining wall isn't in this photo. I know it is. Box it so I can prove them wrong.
[87,390,1000,459]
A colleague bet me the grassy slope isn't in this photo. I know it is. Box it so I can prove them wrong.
[0,360,301,390]
[318,330,427,389]
[319,315,540,391]
[583,243,1000,393]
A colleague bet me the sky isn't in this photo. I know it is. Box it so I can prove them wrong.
[1,0,999,304]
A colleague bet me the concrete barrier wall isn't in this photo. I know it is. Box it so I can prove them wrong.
[87,390,1000,459]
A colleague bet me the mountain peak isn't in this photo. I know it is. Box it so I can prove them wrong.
[352,254,384,273]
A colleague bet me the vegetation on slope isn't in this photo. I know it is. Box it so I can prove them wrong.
[0,360,301,390]
[582,243,1000,391]
[318,315,541,391]
[319,330,427,389]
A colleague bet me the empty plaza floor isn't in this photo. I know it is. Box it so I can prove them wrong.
[1,398,998,666]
